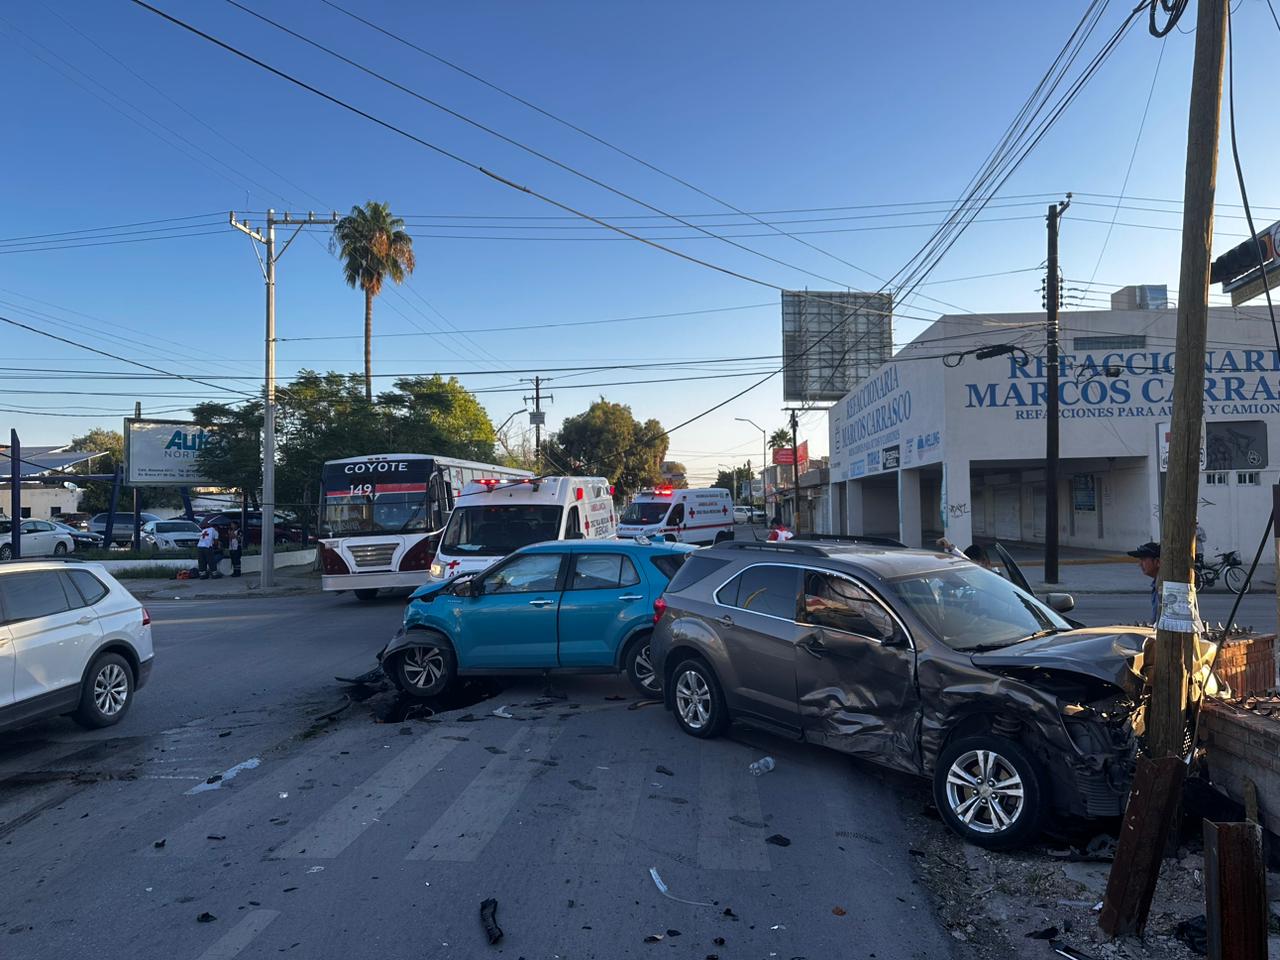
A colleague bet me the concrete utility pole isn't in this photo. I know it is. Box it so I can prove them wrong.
[230,210,339,588]
[522,377,552,473]
[1100,0,1229,937]
[133,401,143,552]
[1044,196,1070,584]
[789,409,802,529]
[9,430,20,559]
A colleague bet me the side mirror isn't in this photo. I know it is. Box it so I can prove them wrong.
[1045,592,1075,614]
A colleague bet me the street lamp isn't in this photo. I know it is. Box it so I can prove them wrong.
[496,407,529,435]
[734,418,767,518]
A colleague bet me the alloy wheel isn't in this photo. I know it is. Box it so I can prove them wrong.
[633,642,659,693]
[93,663,129,716]
[674,669,712,730]
[401,646,446,691]
[944,749,1025,835]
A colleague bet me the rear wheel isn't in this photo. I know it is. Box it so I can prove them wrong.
[933,734,1043,849]
[54,542,68,556]
[1224,564,1249,595]
[713,530,733,544]
[74,652,133,729]
[623,634,660,697]
[354,589,379,602]
[670,658,728,739]
[388,635,457,699]
[0,544,11,560]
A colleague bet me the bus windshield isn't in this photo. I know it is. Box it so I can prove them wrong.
[321,459,441,536]
[442,504,563,554]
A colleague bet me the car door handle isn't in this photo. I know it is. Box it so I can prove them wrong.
[77,615,94,625]
[528,599,555,608]
[717,614,733,627]
[618,594,643,601]
[798,635,826,659]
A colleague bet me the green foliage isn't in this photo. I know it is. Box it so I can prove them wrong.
[713,465,754,500]
[544,400,667,500]
[67,429,179,514]
[768,427,792,450]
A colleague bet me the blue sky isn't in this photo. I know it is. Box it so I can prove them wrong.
[2,0,1277,484]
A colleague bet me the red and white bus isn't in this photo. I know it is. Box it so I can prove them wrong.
[317,453,531,600]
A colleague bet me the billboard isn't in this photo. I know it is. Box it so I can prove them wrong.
[782,290,893,402]
[124,418,219,486]
[771,440,809,466]
[1212,219,1280,305]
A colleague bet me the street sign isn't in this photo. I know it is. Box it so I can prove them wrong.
[1212,219,1280,304]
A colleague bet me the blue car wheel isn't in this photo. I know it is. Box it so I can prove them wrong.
[390,634,457,699]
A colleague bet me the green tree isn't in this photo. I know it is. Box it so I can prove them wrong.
[714,465,753,501]
[544,400,667,500]
[67,429,179,514]
[331,201,416,401]
[769,427,792,450]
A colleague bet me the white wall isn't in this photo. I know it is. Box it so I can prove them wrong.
[0,485,81,520]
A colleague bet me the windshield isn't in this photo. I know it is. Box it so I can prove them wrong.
[442,504,563,555]
[321,460,443,536]
[621,501,670,524]
[155,521,199,534]
[887,565,1069,651]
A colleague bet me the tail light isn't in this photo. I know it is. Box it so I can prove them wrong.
[142,607,151,627]
[401,535,438,572]
[319,542,351,575]
[653,596,667,624]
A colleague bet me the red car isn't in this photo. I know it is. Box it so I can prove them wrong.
[194,512,304,547]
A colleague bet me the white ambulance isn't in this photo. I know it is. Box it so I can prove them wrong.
[428,476,617,582]
[617,486,734,545]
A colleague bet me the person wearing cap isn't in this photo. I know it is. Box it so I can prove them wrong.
[1127,541,1161,624]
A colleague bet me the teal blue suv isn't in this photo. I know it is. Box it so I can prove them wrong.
[379,539,695,698]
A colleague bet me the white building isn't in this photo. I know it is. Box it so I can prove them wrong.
[823,292,1278,575]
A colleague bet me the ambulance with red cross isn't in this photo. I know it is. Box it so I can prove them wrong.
[428,476,617,583]
[616,486,734,545]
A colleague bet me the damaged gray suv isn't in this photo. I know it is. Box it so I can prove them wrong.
[651,540,1148,849]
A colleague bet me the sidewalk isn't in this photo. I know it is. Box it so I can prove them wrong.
[1021,560,1277,594]
[124,563,322,601]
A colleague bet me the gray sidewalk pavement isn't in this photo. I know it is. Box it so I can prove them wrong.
[125,563,323,600]
[1021,559,1276,594]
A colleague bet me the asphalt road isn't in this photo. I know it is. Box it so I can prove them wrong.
[0,592,955,960]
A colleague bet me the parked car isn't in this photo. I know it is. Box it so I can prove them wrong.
[51,521,104,551]
[733,505,753,524]
[195,511,302,546]
[0,519,76,559]
[651,538,1149,849]
[0,559,154,731]
[380,539,696,699]
[87,512,162,545]
[750,508,766,524]
[141,519,201,551]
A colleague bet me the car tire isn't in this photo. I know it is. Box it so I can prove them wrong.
[670,658,728,739]
[74,652,134,729]
[388,634,457,699]
[354,589,380,602]
[623,633,661,697]
[54,542,68,556]
[933,734,1044,850]
[713,530,733,544]
[0,544,11,560]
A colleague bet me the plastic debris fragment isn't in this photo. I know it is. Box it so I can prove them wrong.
[649,866,713,907]
[479,898,503,945]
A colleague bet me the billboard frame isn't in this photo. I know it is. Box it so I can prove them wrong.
[124,417,220,487]
[781,290,893,403]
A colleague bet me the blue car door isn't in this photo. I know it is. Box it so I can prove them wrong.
[456,551,566,669]
[557,551,648,666]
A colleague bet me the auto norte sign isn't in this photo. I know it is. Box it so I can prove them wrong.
[124,418,220,486]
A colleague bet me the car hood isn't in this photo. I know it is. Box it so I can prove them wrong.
[970,627,1152,697]
[408,579,455,602]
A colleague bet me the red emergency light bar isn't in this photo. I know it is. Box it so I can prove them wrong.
[652,485,674,496]
[575,487,584,500]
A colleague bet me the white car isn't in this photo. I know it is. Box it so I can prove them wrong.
[142,519,201,551]
[0,519,75,560]
[0,560,154,731]
[733,505,753,524]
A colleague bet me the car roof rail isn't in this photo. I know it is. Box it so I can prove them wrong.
[715,541,829,556]
[792,533,908,549]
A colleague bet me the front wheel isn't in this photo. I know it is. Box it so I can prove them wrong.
[670,658,728,739]
[353,589,379,602]
[74,652,134,729]
[1224,564,1250,595]
[388,636,457,699]
[0,544,10,561]
[54,542,68,556]
[623,634,660,697]
[933,734,1044,850]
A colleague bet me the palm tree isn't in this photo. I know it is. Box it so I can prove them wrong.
[331,201,416,400]
[768,427,792,450]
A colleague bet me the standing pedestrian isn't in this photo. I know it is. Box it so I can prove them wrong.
[228,522,242,578]
[1127,541,1161,624]
[196,521,218,580]
[768,516,794,542]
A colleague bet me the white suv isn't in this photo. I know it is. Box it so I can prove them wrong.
[0,560,154,732]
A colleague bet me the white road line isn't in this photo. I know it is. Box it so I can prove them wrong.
[697,751,770,872]
[407,724,555,862]
[191,909,279,960]
[551,762,645,865]
[271,735,465,859]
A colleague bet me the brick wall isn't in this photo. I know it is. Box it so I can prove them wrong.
[1201,701,1280,828]
[1214,633,1277,699]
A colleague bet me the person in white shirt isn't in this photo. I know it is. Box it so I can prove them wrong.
[196,524,220,580]
[768,517,794,542]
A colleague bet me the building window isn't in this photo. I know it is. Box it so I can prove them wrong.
[20,507,31,518]
[49,505,62,516]
[1073,335,1147,351]
[1205,471,1229,485]
[1237,471,1261,486]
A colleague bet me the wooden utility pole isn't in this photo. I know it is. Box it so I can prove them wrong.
[789,409,801,529]
[1044,198,1070,584]
[1100,0,1229,937]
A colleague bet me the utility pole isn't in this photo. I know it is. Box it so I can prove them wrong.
[231,209,339,587]
[1100,0,1228,937]
[9,430,20,559]
[1044,196,1070,585]
[735,418,767,521]
[788,409,802,530]
[522,377,552,473]
[133,401,143,552]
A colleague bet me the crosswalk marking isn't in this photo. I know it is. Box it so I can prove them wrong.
[550,761,645,865]
[191,909,279,960]
[271,735,465,859]
[696,751,771,871]
[407,724,556,862]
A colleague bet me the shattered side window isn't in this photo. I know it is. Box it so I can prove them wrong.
[800,572,896,642]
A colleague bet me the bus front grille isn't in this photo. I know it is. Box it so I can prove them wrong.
[348,543,398,568]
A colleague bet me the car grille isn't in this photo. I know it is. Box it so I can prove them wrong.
[348,543,398,568]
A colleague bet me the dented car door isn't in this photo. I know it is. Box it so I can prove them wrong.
[793,570,919,772]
